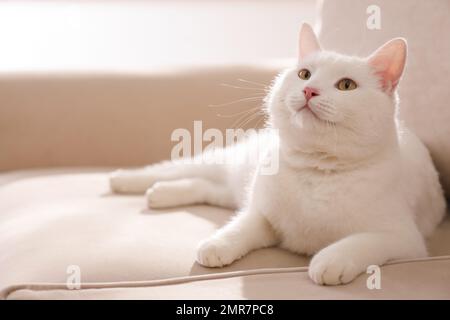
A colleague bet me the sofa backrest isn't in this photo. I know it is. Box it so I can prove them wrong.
[0,67,275,171]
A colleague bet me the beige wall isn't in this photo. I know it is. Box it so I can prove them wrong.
[0,0,316,73]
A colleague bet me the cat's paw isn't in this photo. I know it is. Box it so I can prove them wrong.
[145,181,194,209]
[308,247,364,286]
[109,170,151,194]
[110,170,130,193]
[196,237,241,268]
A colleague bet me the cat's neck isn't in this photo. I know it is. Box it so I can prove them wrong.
[279,135,399,173]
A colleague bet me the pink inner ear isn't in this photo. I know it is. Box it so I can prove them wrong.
[299,23,321,62]
[370,62,395,92]
[368,38,407,93]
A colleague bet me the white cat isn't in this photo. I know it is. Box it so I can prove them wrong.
[110,24,446,285]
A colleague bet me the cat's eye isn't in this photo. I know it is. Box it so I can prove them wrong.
[336,78,357,91]
[298,69,311,80]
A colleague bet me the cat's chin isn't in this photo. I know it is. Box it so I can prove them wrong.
[291,108,326,129]
[301,106,322,120]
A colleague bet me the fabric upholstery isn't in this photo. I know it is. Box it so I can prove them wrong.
[0,169,449,299]
[4,257,450,300]
[0,169,309,292]
[0,66,277,172]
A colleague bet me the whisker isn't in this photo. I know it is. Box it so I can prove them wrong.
[216,106,260,118]
[316,106,335,115]
[230,108,262,128]
[232,107,264,128]
[237,78,269,88]
[317,104,334,111]
[236,112,263,129]
[220,83,268,92]
[317,100,335,109]
[208,96,265,108]
[254,114,268,129]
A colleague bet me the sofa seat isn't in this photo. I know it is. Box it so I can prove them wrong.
[1,169,449,299]
[6,258,450,300]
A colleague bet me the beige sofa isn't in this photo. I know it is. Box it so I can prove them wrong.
[0,66,449,299]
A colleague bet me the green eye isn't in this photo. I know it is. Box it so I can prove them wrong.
[298,69,311,80]
[336,78,357,91]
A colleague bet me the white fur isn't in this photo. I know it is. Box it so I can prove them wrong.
[109,25,446,285]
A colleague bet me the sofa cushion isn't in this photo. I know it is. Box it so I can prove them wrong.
[0,169,309,291]
[1,169,449,297]
[4,257,450,300]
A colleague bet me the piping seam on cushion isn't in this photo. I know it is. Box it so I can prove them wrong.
[2,255,450,299]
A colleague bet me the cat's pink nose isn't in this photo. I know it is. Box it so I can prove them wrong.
[303,87,320,101]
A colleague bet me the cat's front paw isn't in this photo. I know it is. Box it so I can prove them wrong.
[309,247,364,286]
[196,237,241,268]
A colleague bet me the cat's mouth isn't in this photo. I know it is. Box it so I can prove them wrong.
[298,103,321,120]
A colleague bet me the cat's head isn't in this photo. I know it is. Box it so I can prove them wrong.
[267,23,407,162]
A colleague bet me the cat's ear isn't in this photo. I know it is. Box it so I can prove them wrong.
[367,38,407,93]
[298,23,321,62]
